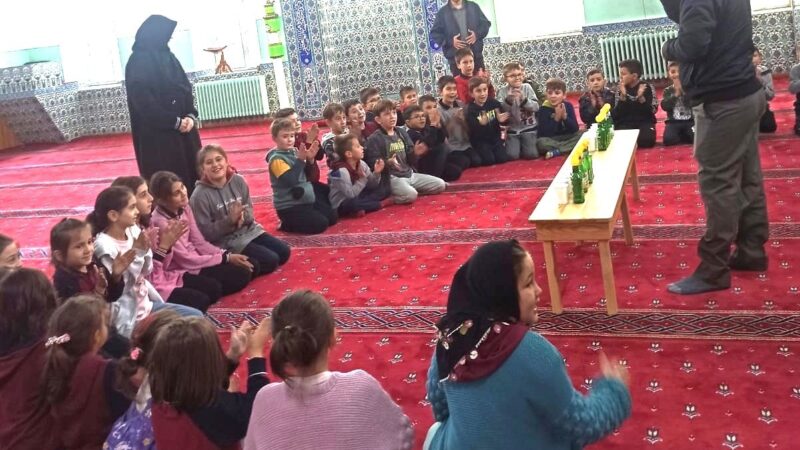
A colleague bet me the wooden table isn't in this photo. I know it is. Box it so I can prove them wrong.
[529,129,640,315]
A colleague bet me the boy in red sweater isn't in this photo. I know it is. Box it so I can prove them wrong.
[454,48,494,104]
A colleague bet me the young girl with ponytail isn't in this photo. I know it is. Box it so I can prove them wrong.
[88,186,201,338]
[41,295,132,449]
[244,290,414,450]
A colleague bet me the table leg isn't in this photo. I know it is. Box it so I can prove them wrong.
[620,194,634,246]
[542,241,563,314]
[598,240,619,315]
[629,157,641,201]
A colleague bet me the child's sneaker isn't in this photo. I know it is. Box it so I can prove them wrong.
[544,149,563,160]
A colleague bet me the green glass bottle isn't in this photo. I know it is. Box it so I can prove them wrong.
[585,151,594,184]
[571,164,585,204]
[597,120,611,151]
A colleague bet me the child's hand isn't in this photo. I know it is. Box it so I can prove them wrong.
[306,140,321,161]
[428,109,442,127]
[228,254,254,272]
[247,319,272,358]
[91,264,108,297]
[133,230,151,252]
[599,351,630,387]
[498,111,510,123]
[388,156,400,168]
[307,123,320,142]
[159,220,188,251]
[228,202,245,226]
[554,103,566,121]
[227,373,240,393]
[466,29,477,45]
[227,320,253,361]
[413,141,429,156]
[618,81,627,98]
[636,84,647,102]
[374,158,385,174]
[111,249,136,280]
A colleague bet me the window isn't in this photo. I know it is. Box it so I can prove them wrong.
[494,0,585,42]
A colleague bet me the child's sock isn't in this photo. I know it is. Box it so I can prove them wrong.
[544,149,563,160]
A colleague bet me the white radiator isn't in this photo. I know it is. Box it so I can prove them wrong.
[194,76,270,121]
[599,30,679,82]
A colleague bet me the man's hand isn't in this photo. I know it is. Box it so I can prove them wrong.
[465,29,477,45]
[453,34,466,49]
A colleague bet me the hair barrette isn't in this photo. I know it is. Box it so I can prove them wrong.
[130,347,142,361]
[45,334,71,348]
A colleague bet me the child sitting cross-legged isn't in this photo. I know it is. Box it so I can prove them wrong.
[243,290,414,450]
[191,144,291,277]
[536,78,583,159]
[497,62,540,160]
[268,118,339,234]
[578,69,616,130]
[149,316,271,450]
[405,104,461,181]
[661,62,695,146]
[366,99,446,205]
[321,102,349,169]
[328,134,392,218]
[466,77,510,166]
[612,59,657,148]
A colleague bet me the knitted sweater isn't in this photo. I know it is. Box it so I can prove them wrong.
[425,332,631,450]
[190,174,265,254]
[94,226,163,338]
[243,370,414,450]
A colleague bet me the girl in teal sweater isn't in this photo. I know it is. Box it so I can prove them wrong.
[424,240,631,450]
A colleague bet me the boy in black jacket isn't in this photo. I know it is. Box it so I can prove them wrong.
[661,62,694,146]
[579,69,616,129]
[404,104,463,181]
[613,59,657,148]
[465,77,510,166]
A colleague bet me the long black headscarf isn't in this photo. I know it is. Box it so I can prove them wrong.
[126,15,192,95]
[435,240,528,382]
[660,0,682,23]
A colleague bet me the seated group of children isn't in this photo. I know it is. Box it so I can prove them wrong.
[276,50,784,238]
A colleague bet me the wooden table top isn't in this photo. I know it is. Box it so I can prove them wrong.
[529,129,639,224]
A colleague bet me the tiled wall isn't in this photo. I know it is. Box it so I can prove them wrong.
[0,63,281,144]
[282,0,799,118]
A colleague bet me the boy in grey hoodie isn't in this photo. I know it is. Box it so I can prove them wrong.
[191,144,291,275]
[497,62,540,159]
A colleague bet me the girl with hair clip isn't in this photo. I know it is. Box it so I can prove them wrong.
[149,170,255,301]
[50,218,131,359]
[105,311,255,450]
[88,186,202,339]
[104,309,180,450]
[0,268,59,450]
[424,240,631,450]
[0,233,22,269]
[190,145,291,277]
[41,295,133,450]
[244,290,414,450]
[149,316,271,450]
[112,175,218,313]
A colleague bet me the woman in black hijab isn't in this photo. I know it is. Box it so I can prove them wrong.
[126,15,202,193]
[423,240,632,450]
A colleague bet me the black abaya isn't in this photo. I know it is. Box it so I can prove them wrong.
[125,15,202,192]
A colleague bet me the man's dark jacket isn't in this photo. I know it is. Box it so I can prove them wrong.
[661,0,761,105]
[430,1,491,63]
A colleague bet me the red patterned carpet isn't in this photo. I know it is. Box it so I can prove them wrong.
[2,82,799,448]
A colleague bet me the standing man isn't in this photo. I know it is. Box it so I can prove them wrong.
[661,0,769,295]
[430,0,491,76]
